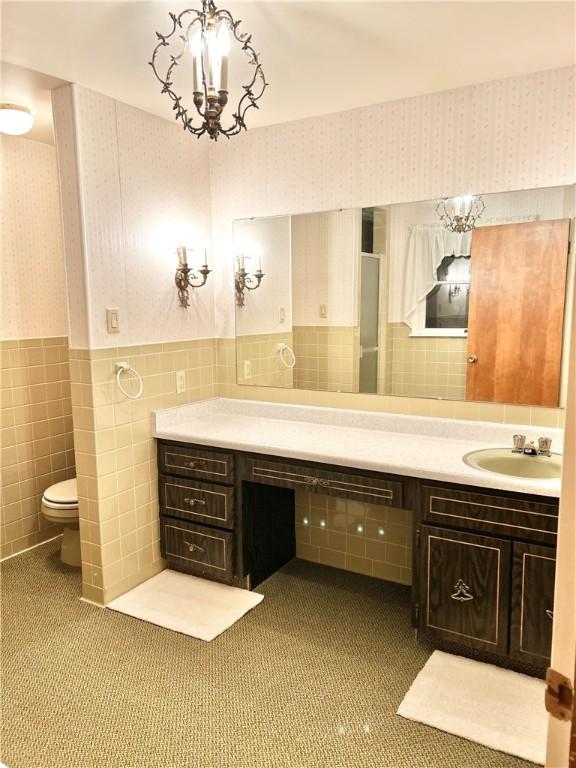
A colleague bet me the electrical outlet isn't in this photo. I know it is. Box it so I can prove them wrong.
[243,360,252,379]
[176,370,186,394]
[278,306,285,324]
[319,304,328,319]
[106,308,120,333]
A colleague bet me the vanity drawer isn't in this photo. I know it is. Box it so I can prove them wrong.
[246,457,403,507]
[160,516,234,582]
[159,475,234,529]
[158,442,234,485]
[422,485,558,544]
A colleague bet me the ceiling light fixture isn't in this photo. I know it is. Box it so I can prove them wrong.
[0,104,34,136]
[436,194,485,233]
[150,0,267,140]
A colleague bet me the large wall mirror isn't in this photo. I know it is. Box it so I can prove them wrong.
[233,185,575,407]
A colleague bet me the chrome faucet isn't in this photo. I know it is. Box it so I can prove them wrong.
[512,434,552,456]
[512,434,526,453]
[537,437,553,457]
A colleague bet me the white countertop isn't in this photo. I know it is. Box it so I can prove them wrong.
[154,398,563,498]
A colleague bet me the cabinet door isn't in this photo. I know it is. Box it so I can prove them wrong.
[420,525,511,654]
[510,542,556,666]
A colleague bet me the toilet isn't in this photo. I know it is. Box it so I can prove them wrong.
[41,478,81,567]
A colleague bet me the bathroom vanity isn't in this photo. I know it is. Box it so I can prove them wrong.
[155,399,561,670]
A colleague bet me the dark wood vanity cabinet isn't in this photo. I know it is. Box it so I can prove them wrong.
[418,484,558,666]
[420,525,511,655]
[158,441,237,584]
[157,438,559,669]
[510,542,557,666]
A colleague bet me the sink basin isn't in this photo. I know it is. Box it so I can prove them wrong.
[463,448,562,479]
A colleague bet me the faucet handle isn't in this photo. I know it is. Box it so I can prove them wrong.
[512,434,526,453]
[538,437,552,457]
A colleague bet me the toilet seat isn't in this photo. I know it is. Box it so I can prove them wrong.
[41,478,81,567]
[42,478,78,507]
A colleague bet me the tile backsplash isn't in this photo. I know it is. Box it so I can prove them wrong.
[236,332,294,388]
[386,323,468,400]
[0,337,75,558]
[295,490,412,585]
[293,325,359,393]
[216,337,565,428]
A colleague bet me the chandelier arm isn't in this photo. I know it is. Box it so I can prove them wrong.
[220,64,267,134]
[150,3,267,140]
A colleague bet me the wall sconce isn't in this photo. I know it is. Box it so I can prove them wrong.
[175,245,211,308]
[234,254,265,307]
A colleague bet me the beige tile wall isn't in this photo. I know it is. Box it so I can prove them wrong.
[295,490,412,585]
[292,326,360,392]
[0,337,75,558]
[216,338,564,427]
[236,332,294,388]
[69,339,217,604]
[385,323,468,399]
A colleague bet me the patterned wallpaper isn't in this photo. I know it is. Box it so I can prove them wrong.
[1,135,68,340]
[53,85,213,349]
[210,66,575,338]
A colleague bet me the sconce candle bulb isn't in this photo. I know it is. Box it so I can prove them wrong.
[175,245,211,308]
[235,256,265,307]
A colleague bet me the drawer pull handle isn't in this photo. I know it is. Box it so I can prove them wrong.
[184,497,206,507]
[546,610,554,621]
[186,459,206,469]
[184,540,205,553]
[451,579,474,602]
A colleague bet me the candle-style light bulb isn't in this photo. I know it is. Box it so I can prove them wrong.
[177,245,188,268]
[204,28,217,91]
[190,29,203,92]
[216,22,231,91]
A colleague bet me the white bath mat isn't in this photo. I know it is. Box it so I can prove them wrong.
[397,651,547,764]
[107,569,263,642]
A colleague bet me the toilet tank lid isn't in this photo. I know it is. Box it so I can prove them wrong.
[43,479,78,504]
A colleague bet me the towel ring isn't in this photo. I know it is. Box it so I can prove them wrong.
[115,362,144,400]
[277,343,296,369]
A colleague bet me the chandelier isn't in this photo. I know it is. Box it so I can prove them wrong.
[150,0,267,140]
[436,195,485,233]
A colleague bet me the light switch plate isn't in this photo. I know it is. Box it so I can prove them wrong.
[319,304,328,319]
[278,306,285,324]
[106,308,120,333]
[243,360,252,379]
[176,371,186,394]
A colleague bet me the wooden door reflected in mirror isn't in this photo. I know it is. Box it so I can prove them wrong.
[233,185,575,408]
[466,219,570,407]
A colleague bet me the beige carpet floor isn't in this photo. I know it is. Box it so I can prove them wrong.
[0,539,532,768]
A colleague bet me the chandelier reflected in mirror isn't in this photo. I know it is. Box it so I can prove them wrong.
[150,0,267,140]
[436,194,485,233]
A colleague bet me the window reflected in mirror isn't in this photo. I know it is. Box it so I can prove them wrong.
[233,184,575,408]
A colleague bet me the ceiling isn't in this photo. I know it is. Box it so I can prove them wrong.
[1,1,574,141]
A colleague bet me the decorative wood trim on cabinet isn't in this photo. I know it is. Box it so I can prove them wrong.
[159,474,235,529]
[510,541,556,666]
[420,524,511,655]
[422,485,558,544]
[245,457,403,507]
